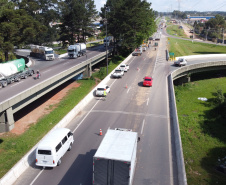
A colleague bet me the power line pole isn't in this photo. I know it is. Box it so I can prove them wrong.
[105,6,109,75]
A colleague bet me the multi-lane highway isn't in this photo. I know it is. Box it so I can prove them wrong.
[5,25,226,185]
[12,32,179,185]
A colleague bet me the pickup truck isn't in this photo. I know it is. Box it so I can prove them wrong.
[119,64,129,72]
[112,69,124,78]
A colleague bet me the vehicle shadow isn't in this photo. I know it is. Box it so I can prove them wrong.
[137,81,144,87]
[58,149,96,185]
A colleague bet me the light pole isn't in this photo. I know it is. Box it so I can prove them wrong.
[105,6,109,75]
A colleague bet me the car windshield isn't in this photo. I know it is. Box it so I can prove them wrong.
[97,88,105,91]
[115,70,121,73]
[145,79,152,81]
[120,65,125,67]
[45,50,53,54]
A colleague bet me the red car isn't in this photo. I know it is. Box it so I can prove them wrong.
[143,76,153,87]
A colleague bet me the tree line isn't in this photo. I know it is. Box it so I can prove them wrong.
[0,0,156,62]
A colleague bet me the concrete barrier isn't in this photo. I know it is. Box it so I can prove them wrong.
[168,74,187,185]
[175,54,226,60]
[0,53,132,185]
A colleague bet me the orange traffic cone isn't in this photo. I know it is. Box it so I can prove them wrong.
[99,129,102,136]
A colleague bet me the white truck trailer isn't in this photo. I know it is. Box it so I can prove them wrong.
[30,45,55,61]
[93,128,138,185]
[0,58,34,88]
[68,43,86,58]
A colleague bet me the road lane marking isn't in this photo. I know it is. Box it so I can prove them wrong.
[127,86,131,94]
[141,119,145,134]
[146,98,149,106]
[30,168,44,185]
[91,110,168,119]
[73,100,100,133]
[11,81,24,87]
[42,69,51,73]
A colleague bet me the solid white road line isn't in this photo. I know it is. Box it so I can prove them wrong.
[72,100,100,133]
[30,169,44,185]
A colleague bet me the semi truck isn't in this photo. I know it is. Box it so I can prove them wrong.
[104,36,114,47]
[93,128,138,185]
[30,45,55,60]
[0,58,34,88]
[68,43,86,58]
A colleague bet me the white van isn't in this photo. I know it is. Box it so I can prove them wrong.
[36,128,74,167]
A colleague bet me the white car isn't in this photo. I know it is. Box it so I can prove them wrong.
[112,69,124,78]
[174,58,187,67]
[119,64,129,72]
[96,85,110,96]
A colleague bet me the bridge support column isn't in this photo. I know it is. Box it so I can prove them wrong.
[83,63,91,78]
[177,76,191,85]
[0,107,15,133]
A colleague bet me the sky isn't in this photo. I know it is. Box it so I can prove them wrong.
[94,0,226,13]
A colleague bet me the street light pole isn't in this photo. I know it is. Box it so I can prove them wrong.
[105,6,108,75]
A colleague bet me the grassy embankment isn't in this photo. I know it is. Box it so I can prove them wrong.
[0,55,124,178]
[167,24,188,38]
[169,38,226,184]
[168,37,226,57]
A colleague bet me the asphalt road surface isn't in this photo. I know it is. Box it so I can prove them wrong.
[12,30,226,185]
[13,32,177,185]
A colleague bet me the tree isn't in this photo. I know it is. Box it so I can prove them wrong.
[0,9,45,61]
[100,0,156,55]
[59,0,97,45]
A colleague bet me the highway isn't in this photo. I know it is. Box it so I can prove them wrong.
[0,45,106,103]
[12,29,226,185]
[13,32,176,185]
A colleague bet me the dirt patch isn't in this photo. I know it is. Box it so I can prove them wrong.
[10,82,80,135]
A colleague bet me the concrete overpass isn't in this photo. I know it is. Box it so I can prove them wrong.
[0,49,112,132]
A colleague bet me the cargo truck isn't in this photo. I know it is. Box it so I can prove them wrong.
[93,128,138,185]
[30,45,55,61]
[68,43,86,58]
[104,36,114,47]
[0,58,34,88]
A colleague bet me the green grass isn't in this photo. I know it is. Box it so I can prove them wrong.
[169,38,226,57]
[167,25,187,38]
[175,79,226,185]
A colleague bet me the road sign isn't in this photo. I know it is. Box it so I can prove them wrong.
[169,52,174,56]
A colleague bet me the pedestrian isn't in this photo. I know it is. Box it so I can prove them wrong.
[103,90,107,101]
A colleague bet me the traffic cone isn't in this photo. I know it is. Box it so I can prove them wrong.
[125,84,128,88]
[99,129,102,136]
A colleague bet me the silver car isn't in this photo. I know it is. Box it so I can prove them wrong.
[96,85,110,96]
